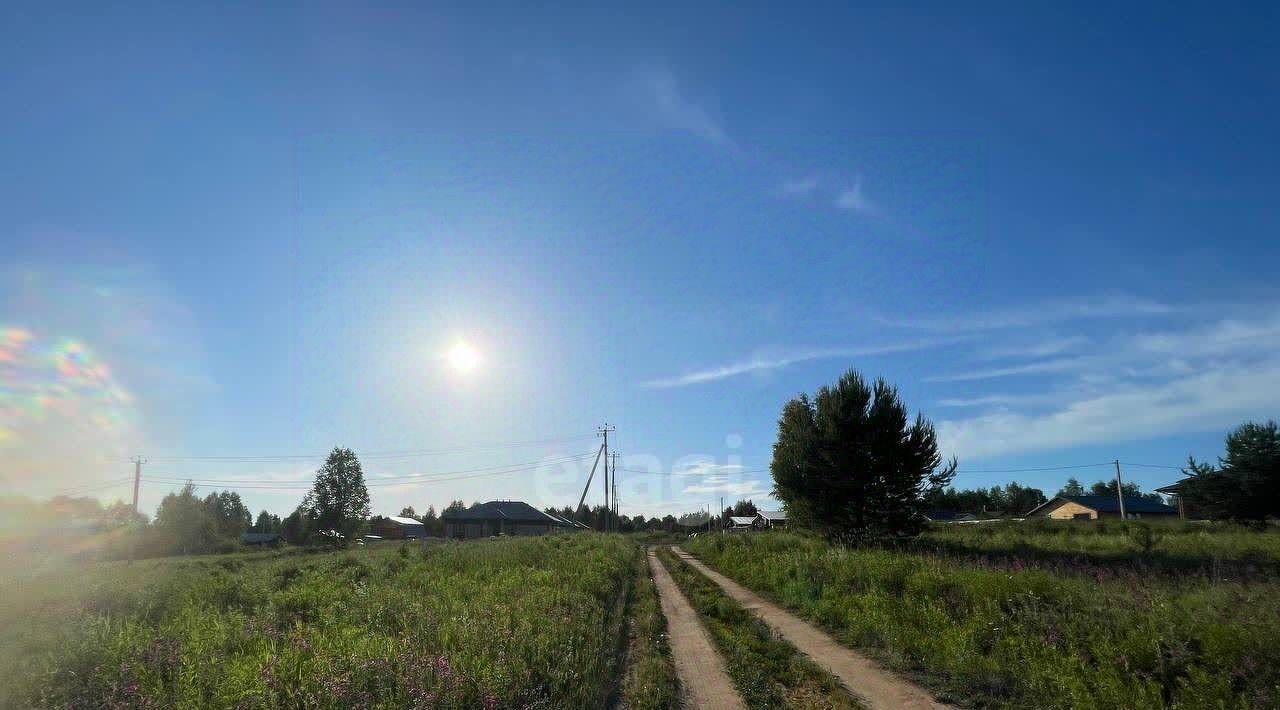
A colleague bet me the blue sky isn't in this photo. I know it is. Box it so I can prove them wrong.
[2,3,1278,519]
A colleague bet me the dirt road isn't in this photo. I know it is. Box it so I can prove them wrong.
[647,548,745,710]
[672,547,951,710]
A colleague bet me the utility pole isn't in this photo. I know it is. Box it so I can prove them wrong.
[131,456,144,515]
[720,495,724,533]
[1114,460,1127,520]
[611,452,620,523]
[597,424,614,531]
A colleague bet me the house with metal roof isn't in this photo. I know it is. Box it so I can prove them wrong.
[241,532,281,546]
[726,515,756,531]
[756,510,788,528]
[371,515,427,539]
[441,500,581,539]
[1025,495,1178,520]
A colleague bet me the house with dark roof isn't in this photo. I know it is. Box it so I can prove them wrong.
[371,516,427,539]
[925,510,979,523]
[441,500,582,539]
[241,532,280,546]
[1025,495,1178,520]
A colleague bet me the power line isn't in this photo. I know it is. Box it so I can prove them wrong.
[147,460,588,491]
[48,477,135,496]
[1118,461,1187,470]
[141,452,598,488]
[143,433,597,462]
[617,466,771,477]
[954,462,1114,474]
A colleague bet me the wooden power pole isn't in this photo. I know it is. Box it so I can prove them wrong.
[1114,460,1127,520]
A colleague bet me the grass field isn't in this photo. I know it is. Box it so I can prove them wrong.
[687,527,1280,709]
[917,519,1280,578]
[1,536,677,709]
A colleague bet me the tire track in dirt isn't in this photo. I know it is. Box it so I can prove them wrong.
[672,547,952,710]
[647,548,745,710]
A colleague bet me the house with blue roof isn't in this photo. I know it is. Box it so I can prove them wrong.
[1025,495,1178,520]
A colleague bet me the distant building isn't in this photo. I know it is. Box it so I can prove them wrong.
[925,510,979,523]
[441,501,581,539]
[371,516,427,539]
[241,532,280,546]
[756,510,788,528]
[726,516,756,531]
[1025,495,1178,520]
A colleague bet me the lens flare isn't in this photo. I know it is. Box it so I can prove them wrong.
[0,325,136,454]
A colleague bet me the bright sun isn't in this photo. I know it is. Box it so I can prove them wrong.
[446,341,481,374]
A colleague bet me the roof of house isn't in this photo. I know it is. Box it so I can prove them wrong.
[926,510,977,521]
[1154,480,1189,494]
[729,516,756,525]
[241,532,279,544]
[758,510,787,521]
[441,500,575,526]
[383,516,423,526]
[542,511,588,529]
[1026,495,1177,517]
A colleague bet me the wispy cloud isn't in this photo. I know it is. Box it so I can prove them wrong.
[683,476,771,496]
[933,305,1280,459]
[642,338,960,389]
[979,335,1091,360]
[876,295,1180,333]
[779,176,820,197]
[635,67,731,148]
[926,356,1087,383]
[937,360,1280,460]
[834,177,873,213]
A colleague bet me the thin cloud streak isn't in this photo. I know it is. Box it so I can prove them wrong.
[925,357,1087,383]
[642,338,962,388]
[636,67,731,148]
[683,477,771,495]
[875,295,1180,332]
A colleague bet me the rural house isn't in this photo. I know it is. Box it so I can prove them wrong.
[925,510,979,523]
[241,532,280,546]
[371,516,427,539]
[1025,495,1179,520]
[726,516,756,531]
[756,510,788,528]
[441,500,581,539]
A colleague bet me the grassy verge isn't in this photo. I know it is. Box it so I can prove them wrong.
[3,535,638,708]
[617,548,680,709]
[655,547,861,710]
[917,519,1280,578]
[688,532,1280,709]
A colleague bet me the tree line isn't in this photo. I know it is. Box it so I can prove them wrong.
[769,368,1279,539]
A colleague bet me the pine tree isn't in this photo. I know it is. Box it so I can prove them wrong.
[306,447,371,541]
[770,369,956,539]
[1184,420,1280,521]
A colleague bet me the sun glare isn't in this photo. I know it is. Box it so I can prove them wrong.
[446,341,481,374]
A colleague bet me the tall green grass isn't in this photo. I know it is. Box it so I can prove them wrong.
[919,519,1280,576]
[688,532,1280,709]
[3,536,638,708]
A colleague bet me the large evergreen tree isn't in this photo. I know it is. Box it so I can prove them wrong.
[306,447,371,540]
[1086,479,1162,502]
[1182,420,1280,521]
[770,369,956,539]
